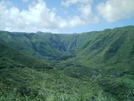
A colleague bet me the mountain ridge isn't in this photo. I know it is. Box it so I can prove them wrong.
[0,25,134,100]
[0,25,134,60]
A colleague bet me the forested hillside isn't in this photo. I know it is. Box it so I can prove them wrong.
[0,26,134,101]
[0,31,61,59]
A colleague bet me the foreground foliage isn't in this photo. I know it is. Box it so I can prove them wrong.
[0,67,117,101]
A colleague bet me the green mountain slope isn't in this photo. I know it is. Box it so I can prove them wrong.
[1,26,134,75]
[74,26,134,69]
[0,26,134,100]
[59,26,134,100]
[37,31,98,53]
[0,41,52,69]
[59,26,134,76]
[0,41,113,101]
[0,31,97,60]
[0,31,61,59]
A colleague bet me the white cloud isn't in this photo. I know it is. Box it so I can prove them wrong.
[62,0,93,7]
[22,0,29,2]
[62,0,99,24]
[79,4,99,23]
[97,0,134,22]
[68,16,86,27]
[0,0,85,32]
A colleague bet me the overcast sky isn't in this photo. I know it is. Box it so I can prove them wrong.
[0,0,134,33]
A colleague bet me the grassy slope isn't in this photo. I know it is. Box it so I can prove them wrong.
[37,32,79,53]
[58,26,134,100]
[1,67,117,101]
[0,31,61,59]
[0,41,114,101]
[36,26,134,100]
[75,26,134,71]
[37,31,99,54]
[0,41,52,69]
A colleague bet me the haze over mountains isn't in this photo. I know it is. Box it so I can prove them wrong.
[0,26,134,101]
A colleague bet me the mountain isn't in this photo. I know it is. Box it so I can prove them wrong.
[0,30,100,60]
[0,31,62,60]
[0,39,112,101]
[0,41,52,69]
[0,25,134,100]
[36,32,89,53]
[68,26,134,74]
[1,26,134,79]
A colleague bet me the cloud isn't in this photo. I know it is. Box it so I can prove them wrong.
[62,0,93,7]
[22,0,29,2]
[0,0,85,32]
[79,4,99,23]
[97,0,134,22]
[62,0,99,23]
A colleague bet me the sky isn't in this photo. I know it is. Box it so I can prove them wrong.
[0,0,134,33]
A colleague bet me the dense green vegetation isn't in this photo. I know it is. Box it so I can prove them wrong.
[0,31,61,59]
[0,26,134,100]
[0,41,52,69]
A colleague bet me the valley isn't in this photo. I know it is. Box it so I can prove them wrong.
[0,26,134,101]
